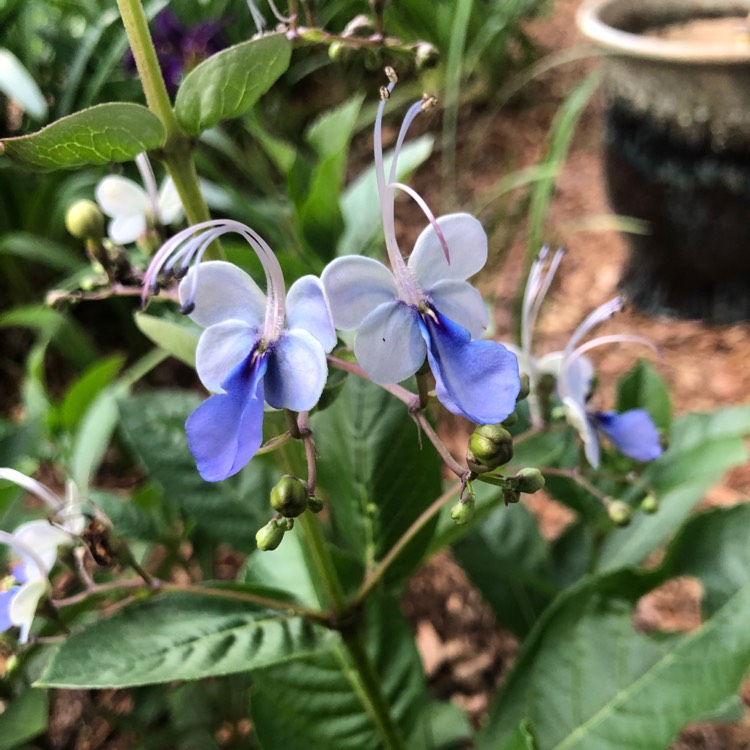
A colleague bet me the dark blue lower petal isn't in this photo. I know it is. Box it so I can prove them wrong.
[420,311,521,424]
[595,409,663,462]
[186,353,268,481]
[0,588,19,633]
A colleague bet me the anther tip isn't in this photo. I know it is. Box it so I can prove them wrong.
[385,66,398,84]
[420,94,437,112]
[180,301,196,316]
[174,266,189,280]
[379,85,390,101]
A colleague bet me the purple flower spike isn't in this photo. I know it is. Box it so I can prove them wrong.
[322,71,520,423]
[144,220,336,482]
[595,410,663,463]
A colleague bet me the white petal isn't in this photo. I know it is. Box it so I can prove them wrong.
[264,330,327,411]
[286,275,337,352]
[354,301,426,384]
[95,175,149,218]
[321,256,397,330]
[180,261,267,329]
[537,351,564,378]
[563,396,600,468]
[196,320,260,392]
[559,354,595,405]
[503,343,531,376]
[9,578,47,644]
[13,520,72,575]
[408,213,488,288]
[157,178,184,225]
[428,279,488,339]
[108,214,147,244]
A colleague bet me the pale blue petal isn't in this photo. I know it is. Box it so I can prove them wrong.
[408,213,488,288]
[185,354,268,481]
[563,396,600,468]
[180,261,267,329]
[421,311,520,423]
[596,409,663,463]
[321,256,397,330]
[560,354,595,405]
[13,520,71,578]
[428,279,488,339]
[195,320,260,393]
[354,301,426,384]
[0,588,18,633]
[286,275,337,352]
[264,330,328,411]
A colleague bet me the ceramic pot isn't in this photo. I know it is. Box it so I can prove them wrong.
[577,0,750,322]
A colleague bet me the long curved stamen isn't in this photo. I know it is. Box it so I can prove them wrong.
[559,334,659,401]
[135,153,160,217]
[389,181,450,263]
[142,220,288,342]
[528,247,565,333]
[0,469,61,510]
[388,100,426,187]
[563,296,623,360]
[521,245,550,369]
[0,531,50,582]
[246,0,267,32]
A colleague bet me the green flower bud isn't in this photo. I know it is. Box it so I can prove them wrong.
[415,42,440,69]
[502,411,518,427]
[270,475,309,518]
[308,495,325,513]
[515,467,545,494]
[640,494,659,514]
[450,498,475,525]
[467,424,513,472]
[608,500,632,527]
[65,200,104,240]
[256,520,286,551]
[503,487,520,505]
[516,373,531,401]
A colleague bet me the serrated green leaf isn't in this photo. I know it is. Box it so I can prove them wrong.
[0,103,164,169]
[134,312,199,368]
[480,504,750,750]
[0,48,47,120]
[251,595,426,749]
[39,591,325,688]
[0,688,48,749]
[311,376,442,585]
[615,359,671,433]
[174,34,291,135]
[453,502,558,637]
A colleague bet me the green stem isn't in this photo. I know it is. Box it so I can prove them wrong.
[340,632,407,750]
[298,512,347,615]
[115,0,221,258]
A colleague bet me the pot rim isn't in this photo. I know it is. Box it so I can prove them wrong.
[577,0,750,63]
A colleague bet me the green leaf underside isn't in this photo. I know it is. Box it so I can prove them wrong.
[39,591,325,688]
[174,33,291,135]
[134,312,199,368]
[312,376,442,585]
[0,688,48,749]
[251,595,426,750]
[479,505,750,750]
[0,103,164,169]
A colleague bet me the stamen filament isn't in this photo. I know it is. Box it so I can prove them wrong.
[135,153,160,217]
[0,469,61,510]
[389,181,450,264]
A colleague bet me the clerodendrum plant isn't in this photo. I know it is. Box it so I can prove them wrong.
[1,3,750,749]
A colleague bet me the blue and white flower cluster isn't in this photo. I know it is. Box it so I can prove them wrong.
[508,247,663,468]
[143,76,520,481]
[0,470,84,643]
